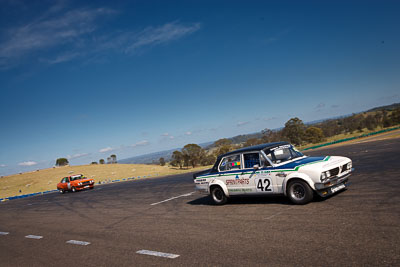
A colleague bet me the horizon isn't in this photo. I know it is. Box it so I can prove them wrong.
[1,0,400,176]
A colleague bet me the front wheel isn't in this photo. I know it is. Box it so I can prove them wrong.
[71,187,76,193]
[287,180,313,205]
[211,186,227,205]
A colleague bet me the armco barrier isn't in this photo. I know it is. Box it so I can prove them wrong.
[1,189,58,202]
[302,126,400,151]
[2,171,175,203]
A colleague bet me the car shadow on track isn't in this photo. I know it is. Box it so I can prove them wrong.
[187,190,348,206]
[187,195,293,206]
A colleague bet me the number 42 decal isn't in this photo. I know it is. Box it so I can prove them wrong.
[256,178,272,192]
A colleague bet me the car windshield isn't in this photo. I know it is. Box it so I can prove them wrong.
[264,144,304,164]
[71,175,83,181]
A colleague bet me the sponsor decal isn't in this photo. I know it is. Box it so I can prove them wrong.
[330,183,345,193]
[231,161,241,167]
[226,179,249,185]
[270,144,291,151]
[229,188,253,192]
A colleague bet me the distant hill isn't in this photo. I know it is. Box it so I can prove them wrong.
[119,102,399,164]
[367,102,400,112]
[119,148,177,164]
[119,141,214,164]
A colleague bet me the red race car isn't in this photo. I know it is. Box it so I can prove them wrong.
[57,174,95,194]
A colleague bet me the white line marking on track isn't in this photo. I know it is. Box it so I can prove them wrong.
[136,250,180,259]
[150,191,195,206]
[66,240,91,246]
[25,235,43,239]
[0,232,9,235]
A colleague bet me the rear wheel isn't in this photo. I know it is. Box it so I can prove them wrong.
[288,180,313,205]
[58,189,65,194]
[71,187,76,193]
[211,186,227,205]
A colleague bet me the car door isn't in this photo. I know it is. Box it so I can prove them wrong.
[241,152,275,195]
[59,177,68,190]
[217,154,246,195]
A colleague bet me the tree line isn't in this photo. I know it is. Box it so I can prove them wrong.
[55,154,117,166]
[163,106,400,168]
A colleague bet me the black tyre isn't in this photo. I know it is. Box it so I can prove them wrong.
[71,187,76,193]
[211,186,227,205]
[287,180,313,205]
[58,189,65,194]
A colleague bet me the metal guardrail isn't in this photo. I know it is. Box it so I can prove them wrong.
[1,173,162,202]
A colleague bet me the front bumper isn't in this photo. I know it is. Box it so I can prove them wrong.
[314,169,353,197]
[76,184,94,190]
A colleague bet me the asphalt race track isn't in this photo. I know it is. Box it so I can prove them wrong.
[1,138,399,266]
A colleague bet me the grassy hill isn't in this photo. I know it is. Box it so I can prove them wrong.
[0,163,208,199]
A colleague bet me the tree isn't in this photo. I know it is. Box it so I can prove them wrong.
[261,128,282,143]
[159,157,166,166]
[214,138,233,157]
[91,161,98,165]
[107,157,112,164]
[110,154,117,164]
[56,158,69,166]
[304,127,325,144]
[243,138,260,147]
[171,150,184,169]
[201,153,216,166]
[182,144,204,168]
[215,145,232,157]
[282,117,306,145]
[99,159,105,164]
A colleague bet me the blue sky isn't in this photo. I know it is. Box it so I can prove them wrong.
[1,0,399,176]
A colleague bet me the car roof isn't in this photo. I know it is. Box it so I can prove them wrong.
[219,141,290,158]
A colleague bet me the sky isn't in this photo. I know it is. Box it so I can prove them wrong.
[0,0,399,176]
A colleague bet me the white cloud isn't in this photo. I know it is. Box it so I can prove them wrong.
[0,6,116,68]
[263,117,277,121]
[18,161,37,166]
[161,133,170,137]
[99,147,113,153]
[131,140,149,147]
[185,131,192,135]
[0,164,7,167]
[237,121,250,127]
[67,153,90,159]
[0,3,200,69]
[125,21,201,54]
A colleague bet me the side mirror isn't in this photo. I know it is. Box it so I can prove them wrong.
[253,164,260,170]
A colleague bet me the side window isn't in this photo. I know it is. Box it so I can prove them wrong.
[219,154,241,171]
[61,177,67,183]
[243,153,261,169]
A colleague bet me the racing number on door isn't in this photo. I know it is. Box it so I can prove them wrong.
[256,178,272,192]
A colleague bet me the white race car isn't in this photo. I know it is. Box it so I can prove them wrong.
[194,142,353,205]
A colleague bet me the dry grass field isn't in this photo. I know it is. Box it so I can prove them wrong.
[0,164,209,199]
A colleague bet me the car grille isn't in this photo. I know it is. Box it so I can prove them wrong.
[328,164,350,178]
[341,164,348,172]
[82,181,91,185]
[330,167,340,176]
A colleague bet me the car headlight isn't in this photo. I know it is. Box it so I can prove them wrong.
[78,182,82,186]
[320,171,331,182]
[348,162,352,169]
